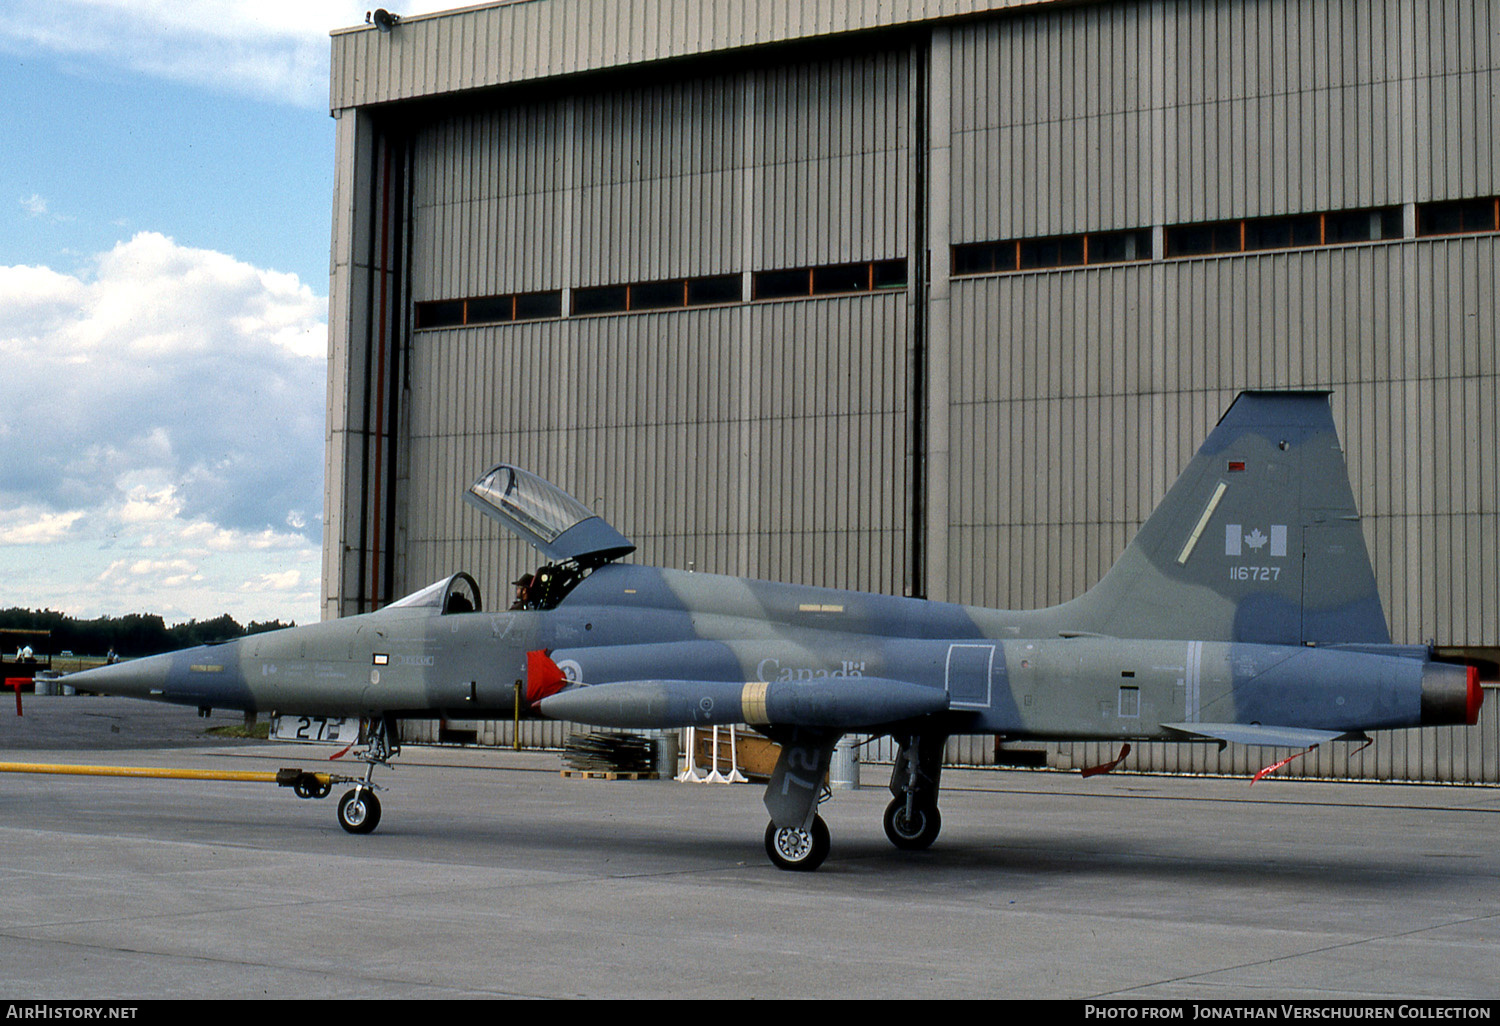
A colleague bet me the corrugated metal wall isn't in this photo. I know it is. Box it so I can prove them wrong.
[950,0,1500,233]
[402,297,911,596]
[331,0,1040,111]
[940,0,1500,647]
[398,51,914,598]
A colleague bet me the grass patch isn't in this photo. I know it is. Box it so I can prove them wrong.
[208,721,270,740]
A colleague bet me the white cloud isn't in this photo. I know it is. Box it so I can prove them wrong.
[244,569,303,592]
[21,194,49,217]
[0,1,460,109]
[0,231,327,623]
[0,507,85,546]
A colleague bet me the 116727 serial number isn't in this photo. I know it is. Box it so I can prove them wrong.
[1230,565,1282,581]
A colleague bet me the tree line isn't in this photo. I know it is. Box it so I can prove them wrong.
[1,608,295,659]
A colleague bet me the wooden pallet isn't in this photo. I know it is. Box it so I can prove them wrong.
[559,769,659,780]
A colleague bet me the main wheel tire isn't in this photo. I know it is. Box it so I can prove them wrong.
[764,815,830,872]
[337,788,382,835]
[883,798,941,851]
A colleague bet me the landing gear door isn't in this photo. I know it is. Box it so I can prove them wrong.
[464,465,636,567]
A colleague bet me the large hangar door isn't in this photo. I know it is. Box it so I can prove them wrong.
[395,51,920,604]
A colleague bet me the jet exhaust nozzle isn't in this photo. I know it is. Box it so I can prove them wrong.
[1420,663,1484,727]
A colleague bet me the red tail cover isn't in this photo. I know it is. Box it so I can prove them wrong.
[526,649,567,705]
[1080,743,1131,778]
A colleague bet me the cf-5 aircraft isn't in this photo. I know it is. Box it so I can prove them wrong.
[70,392,1483,870]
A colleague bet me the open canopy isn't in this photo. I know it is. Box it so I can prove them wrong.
[464,464,636,566]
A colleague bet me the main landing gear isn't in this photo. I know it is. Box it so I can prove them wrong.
[758,730,949,871]
[764,815,831,871]
[883,798,941,850]
[883,732,947,852]
[761,727,838,871]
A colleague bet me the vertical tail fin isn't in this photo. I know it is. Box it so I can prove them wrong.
[1064,391,1389,644]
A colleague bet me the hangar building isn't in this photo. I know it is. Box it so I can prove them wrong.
[323,0,1498,777]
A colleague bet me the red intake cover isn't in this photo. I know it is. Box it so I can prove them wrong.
[526,650,568,705]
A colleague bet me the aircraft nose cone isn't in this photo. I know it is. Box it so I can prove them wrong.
[68,644,255,712]
[67,653,174,701]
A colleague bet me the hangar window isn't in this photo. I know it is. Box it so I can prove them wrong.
[571,284,628,315]
[415,299,466,329]
[1325,207,1404,244]
[414,290,562,329]
[687,274,743,305]
[570,274,742,316]
[1243,215,1323,251]
[515,291,565,320]
[1164,206,1403,258]
[753,267,813,300]
[1086,229,1153,264]
[1417,197,1500,237]
[952,229,1150,276]
[1165,219,1245,257]
[630,280,686,310]
[752,259,907,300]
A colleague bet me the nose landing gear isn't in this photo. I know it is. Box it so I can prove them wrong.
[337,786,383,834]
[308,715,397,835]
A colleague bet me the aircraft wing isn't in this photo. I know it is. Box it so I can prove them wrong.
[536,676,950,730]
[1161,722,1367,748]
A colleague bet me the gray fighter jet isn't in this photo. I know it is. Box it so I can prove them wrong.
[69,391,1484,870]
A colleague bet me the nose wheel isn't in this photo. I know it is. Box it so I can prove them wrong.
[337,788,382,834]
[332,715,397,835]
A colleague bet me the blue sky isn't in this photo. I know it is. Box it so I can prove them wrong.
[4,54,334,288]
[0,0,448,626]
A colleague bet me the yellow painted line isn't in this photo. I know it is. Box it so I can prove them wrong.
[0,762,330,785]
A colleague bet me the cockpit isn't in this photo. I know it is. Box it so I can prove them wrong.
[508,562,585,611]
[467,464,637,611]
[389,464,638,614]
[386,571,484,614]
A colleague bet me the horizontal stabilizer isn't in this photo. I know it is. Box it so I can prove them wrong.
[537,677,948,729]
[1162,722,1367,748]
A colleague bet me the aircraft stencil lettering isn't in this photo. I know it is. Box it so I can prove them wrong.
[68,392,1485,870]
